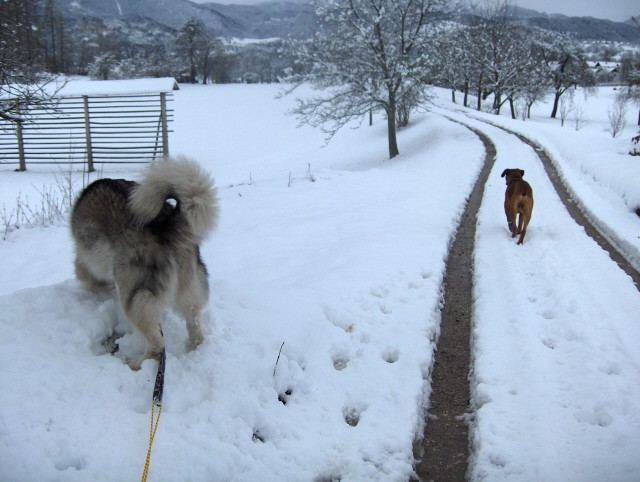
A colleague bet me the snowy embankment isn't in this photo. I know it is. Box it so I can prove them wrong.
[1,82,639,481]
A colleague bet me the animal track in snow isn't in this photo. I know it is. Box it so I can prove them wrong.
[541,337,556,350]
[408,280,422,289]
[252,428,266,443]
[332,353,349,371]
[382,349,399,363]
[342,406,362,427]
[322,306,355,333]
[540,309,556,320]
[54,454,86,472]
[278,387,293,405]
[370,286,389,298]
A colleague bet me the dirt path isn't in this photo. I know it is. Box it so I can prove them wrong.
[412,115,640,481]
[412,121,496,481]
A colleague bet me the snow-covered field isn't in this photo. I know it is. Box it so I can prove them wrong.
[1,81,639,481]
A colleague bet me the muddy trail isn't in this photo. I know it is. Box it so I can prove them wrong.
[412,116,640,482]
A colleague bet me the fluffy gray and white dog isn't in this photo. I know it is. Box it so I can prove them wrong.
[71,156,219,370]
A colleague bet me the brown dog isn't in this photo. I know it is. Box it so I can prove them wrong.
[501,168,534,245]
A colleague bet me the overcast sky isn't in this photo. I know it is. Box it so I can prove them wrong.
[192,0,638,22]
[512,0,637,22]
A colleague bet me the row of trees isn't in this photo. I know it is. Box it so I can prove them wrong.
[430,3,598,120]
[285,0,640,159]
[3,0,639,156]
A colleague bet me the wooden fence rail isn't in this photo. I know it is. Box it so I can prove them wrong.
[0,91,173,172]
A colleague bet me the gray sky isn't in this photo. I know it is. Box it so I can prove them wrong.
[191,0,638,23]
[512,0,638,22]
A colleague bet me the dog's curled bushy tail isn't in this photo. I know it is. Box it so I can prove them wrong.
[129,156,218,242]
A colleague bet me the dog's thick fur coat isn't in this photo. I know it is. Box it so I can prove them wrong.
[71,156,218,369]
[501,168,534,245]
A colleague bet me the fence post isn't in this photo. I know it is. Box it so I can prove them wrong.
[15,102,26,171]
[160,92,169,158]
[83,95,95,172]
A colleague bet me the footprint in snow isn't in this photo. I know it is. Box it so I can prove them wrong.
[382,349,399,363]
[332,353,349,371]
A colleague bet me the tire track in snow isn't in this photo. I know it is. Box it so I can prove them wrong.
[413,119,496,481]
[414,113,640,481]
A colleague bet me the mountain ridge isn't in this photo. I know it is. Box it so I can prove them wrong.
[54,0,640,42]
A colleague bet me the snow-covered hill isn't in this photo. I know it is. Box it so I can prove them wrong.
[0,82,639,481]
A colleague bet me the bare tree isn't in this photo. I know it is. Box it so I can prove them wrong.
[41,0,67,73]
[471,0,538,116]
[0,0,62,126]
[607,97,627,138]
[432,25,473,105]
[287,0,452,159]
[538,34,596,119]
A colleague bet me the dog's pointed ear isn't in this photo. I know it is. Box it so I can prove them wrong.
[520,169,525,176]
[501,169,509,178]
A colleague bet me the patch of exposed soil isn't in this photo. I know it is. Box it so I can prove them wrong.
[412,123,496,481]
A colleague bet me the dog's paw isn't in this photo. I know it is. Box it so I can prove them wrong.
[129,348,164,371]
[186,324,204,351]
[186,334,204,352]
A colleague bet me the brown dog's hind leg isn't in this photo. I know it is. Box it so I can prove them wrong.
[517,213,530,245]
[516,210,524,235]
[510,208,519,238]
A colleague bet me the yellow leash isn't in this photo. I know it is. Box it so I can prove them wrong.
[141,350,166,482]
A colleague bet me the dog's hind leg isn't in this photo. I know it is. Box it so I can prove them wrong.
[517,213,529,245]
[121,287,165,370]
[175,285,207,352]
[181,305,205,351]
[504,199,514,232]
[509,207,519,238]
[175,286,206,351]
[175,254,209,352]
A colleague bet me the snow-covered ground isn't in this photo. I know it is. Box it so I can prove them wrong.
[0,81,639,481]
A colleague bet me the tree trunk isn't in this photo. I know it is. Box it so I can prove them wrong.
[493,91,501,114]
[451,89,456,103]
[550,91,561,118]
[463,81,469,108]
[509,97,516,119]
[386,89,400,159]
[387,113,399,159]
